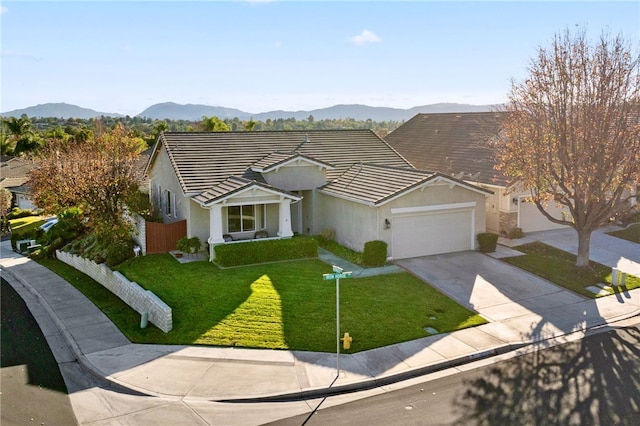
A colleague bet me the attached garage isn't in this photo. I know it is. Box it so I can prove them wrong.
[391,202,476,259]
[517,198,569,233]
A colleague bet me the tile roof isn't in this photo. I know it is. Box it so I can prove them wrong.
[0,176,29,189]
[192,176,301,206]
[1,156,34,180]
[319,163,491,206]
[384,112,507,186]
[149,130,412,195]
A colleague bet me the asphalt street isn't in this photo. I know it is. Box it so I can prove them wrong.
[271,321,640,426]
[1,277,78,426]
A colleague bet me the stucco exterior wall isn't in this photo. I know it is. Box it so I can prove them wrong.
[315,192,378,252]
[148,146,191,226]
[261,165,327,191]
[189,200,210,244]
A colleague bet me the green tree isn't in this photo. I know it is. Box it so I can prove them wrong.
[495,28,640,267]
[3,115,41,156]
[201,116,231,132]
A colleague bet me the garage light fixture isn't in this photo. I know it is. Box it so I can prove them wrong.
[512,197,519,205]
[384,218,391,229]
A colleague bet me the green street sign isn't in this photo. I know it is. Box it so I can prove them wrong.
[323,271,352,280]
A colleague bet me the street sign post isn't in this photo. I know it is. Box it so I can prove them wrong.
[323,265,352,377]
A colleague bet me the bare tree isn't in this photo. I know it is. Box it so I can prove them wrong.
[495,28,640,266]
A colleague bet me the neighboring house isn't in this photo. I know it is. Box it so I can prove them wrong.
[384,112,570,236]
[144,130,491,261]
[0,155,36,211]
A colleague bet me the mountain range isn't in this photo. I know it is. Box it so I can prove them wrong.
[2,101,499,122]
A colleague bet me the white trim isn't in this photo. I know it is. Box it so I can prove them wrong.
[198,184,302,207]
[391,201,477,215]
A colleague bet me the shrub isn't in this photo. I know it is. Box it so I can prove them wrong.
[7,208,37,220]
[506,227,524,239]
[177,236,202,254]
[363,240,387,267]
[477,232,499,253]
[214,236,318,267]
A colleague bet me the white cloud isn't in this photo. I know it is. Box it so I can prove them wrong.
[349,29,381,46]
[1,6,8,15]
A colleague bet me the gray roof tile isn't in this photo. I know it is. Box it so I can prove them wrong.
[151,130,412,195]
[384,112,507,186]
[192,176,301,206]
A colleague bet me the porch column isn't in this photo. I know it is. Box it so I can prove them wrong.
[277,198,294,238]
[207,204,225,261]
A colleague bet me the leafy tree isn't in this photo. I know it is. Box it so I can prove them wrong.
[2,115,42,156]
[201,116,231,132]
[495,28,640,266]
[29,123,145,248]
[244,118,257,131]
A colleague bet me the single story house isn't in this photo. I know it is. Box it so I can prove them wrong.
[144,130,492,261]
[384,112,570,236]
[0,155,36,211]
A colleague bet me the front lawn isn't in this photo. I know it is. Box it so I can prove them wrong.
[503,242,640,298]
[42,254,486,353]
[607,223,640,244]
[9,216,45,233]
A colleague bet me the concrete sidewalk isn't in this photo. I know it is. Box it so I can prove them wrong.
[1,235,639,407]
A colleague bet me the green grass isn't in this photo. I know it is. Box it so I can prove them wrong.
[504,242,640,298]
[607,223,640,244]
[316,237,392,267]
[9,216,45,233]
[40,254,486,353]
[317,238,364,265]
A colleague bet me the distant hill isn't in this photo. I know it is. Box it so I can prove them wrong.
[1,103,123,119]
[137,102,249,121]
[2,101,500,122]
[138,102,499,121]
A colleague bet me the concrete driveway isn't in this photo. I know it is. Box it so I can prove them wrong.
[395,251,586,323]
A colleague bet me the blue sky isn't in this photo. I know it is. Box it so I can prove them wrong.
[1,1,638,116]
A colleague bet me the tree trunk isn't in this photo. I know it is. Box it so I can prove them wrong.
[575,228,592,267]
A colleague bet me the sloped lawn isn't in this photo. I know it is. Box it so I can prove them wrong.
[503,242,640,298]
[8,216,44,233]
[41,254,486,353]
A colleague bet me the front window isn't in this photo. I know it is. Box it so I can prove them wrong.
[227,204,265,233]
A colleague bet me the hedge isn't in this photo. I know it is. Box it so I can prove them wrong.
[477,232,499,253]
[214,236,318,267]
[363,240,387,267]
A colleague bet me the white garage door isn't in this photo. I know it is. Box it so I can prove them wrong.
[392,204,474,259]
[518,199,569,233]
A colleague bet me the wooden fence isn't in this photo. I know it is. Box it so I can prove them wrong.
[145,219,187,254]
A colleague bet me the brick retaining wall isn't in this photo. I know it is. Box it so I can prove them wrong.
[56,250,172,333]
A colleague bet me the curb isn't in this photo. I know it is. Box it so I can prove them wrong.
[0,264,150,397]
[2,259,639,403]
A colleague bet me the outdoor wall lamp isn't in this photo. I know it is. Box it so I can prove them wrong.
[512,197,519,205]
[384,218,391,229]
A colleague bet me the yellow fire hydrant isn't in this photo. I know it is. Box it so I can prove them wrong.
[341,332,353,350]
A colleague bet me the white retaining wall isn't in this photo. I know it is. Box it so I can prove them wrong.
[56,250,172,333]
